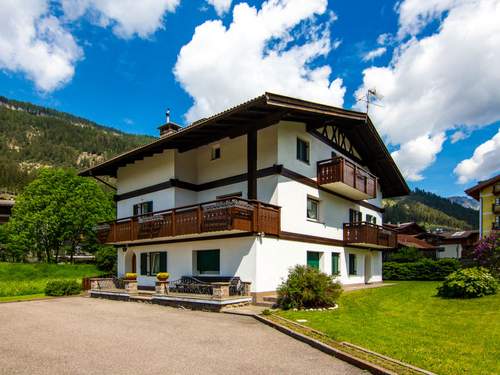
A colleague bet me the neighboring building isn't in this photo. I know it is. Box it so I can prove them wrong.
[433,230,479,259]
[383,222,440,259]
[81,93,408,299]
[0,200,14,224]
[383,222,479,260]
[465,175,500,238]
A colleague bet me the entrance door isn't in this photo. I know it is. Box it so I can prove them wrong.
[364,254,371,284]
[132,254,136,273]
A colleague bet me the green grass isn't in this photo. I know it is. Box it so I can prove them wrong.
[0,293,47,302]
[277,281,500,375]
[0,262,104,297]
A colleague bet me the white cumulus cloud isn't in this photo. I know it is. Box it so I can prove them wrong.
[454,128,500,184]
[0,0,82,92]
[206,0,232,16]
[60,0,180,39]
[356,0,500,181]
[174,0,345,122]
[362,47,387,62]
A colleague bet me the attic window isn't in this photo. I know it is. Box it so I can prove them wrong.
[211,145,221,160]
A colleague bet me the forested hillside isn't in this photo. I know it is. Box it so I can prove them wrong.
[384,188,479,231]
[0,96,154,193]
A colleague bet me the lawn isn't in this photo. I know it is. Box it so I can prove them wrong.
[277,281,500,375]
[0,262,104,298]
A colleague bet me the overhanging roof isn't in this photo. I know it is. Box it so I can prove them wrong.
[79,92,409,198]
[465,174,500,200]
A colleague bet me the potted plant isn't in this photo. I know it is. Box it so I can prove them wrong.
[125,272,137,280]
[156,272,170,281]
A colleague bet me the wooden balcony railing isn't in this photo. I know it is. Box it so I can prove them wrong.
[343,222,397,249]
[95,198,281,244]
[494,184,500,195]
[317,157,377,200]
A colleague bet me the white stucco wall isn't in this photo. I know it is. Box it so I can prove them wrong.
[438,243,462,259]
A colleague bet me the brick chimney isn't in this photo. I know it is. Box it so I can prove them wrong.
[158,109,181,138]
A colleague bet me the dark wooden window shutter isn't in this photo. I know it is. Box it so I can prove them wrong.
[159,252,167,272]
[140,253,148,275]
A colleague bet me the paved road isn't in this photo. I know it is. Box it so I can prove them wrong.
[0,297,364,375]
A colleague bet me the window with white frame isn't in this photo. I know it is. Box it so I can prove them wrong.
[211,144,221,160]
[133,201,153,216]
[307,197,319,221]
[366,214,377,224]
[296,138,310,164]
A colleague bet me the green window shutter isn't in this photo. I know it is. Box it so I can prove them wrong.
[147,201,153,213]
[197,250,220,274]
[348,254,357,275]
[159,252,167,272]
[140,253,148,275]
[133,204,138,216]
[307,251,320,270]
[332,253,339,275]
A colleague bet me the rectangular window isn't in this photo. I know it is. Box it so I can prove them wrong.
[307,197,319,221]
[211,145,221,160]
[348,254,357,275]
[349,209,362,223]
[296,138,310,164]
[332,253,340,275]
[307,251,321,270]
[196,250,220,275]
[366,214,376,224]
[140,251,167,276]
[133,201,153,216]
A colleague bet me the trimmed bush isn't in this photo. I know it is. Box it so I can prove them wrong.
[45,280,81,296]
[387,247,423,263]
[383,258,460,280]
[277,265,342,310]
[437,267,498,298]
[95,247,117,272]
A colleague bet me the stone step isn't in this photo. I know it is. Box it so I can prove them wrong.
[262,296,278,303]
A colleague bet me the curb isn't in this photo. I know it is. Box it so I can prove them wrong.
[254,314,397,375]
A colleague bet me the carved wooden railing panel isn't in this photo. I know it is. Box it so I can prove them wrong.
[317,157,377,199]
[343,221,397,248]
[96,198,280,244]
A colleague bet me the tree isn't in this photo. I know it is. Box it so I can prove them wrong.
[5,168,114,262]
[473,233,500,278]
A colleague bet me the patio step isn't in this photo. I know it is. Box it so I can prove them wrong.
[263,296,278,303]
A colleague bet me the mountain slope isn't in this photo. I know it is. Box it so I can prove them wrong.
[448,196,480,210]
[0,96,154,193]
[384,189,479,231]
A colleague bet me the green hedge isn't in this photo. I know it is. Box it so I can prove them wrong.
[45,280,81,296]
[383,258,460,281]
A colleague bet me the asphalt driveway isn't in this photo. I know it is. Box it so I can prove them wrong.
[0,297,364,375]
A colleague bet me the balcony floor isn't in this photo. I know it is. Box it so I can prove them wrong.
[321,181,372,200]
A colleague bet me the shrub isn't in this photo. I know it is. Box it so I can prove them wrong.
[125,273,137,280]
[277,265,342,310]
[472,233,499,278]
[45,280,81,296]
[95,247,117,272]
[156,272,169,280]
[383,258,460,280]
[387,247,423,263]
[437,267,498,298]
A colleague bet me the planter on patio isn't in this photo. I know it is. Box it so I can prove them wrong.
[124,279,138,294]
[155,280,169,295]
[212,282,231,298]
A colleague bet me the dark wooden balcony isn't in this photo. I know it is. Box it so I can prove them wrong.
[317,157,377,200]
[344,222,397,249]
[96,198,281,244]
[494,184,500,195]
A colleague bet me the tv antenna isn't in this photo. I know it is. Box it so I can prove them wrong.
[356,88,383,115]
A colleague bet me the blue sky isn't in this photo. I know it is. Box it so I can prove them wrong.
[1,0,499,197]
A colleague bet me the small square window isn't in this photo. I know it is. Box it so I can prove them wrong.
[307,197,319,221]
[296,138,310,164]
[211,145,221,160]
[366,214,376,224]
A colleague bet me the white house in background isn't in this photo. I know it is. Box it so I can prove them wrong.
[80,93,408,301]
